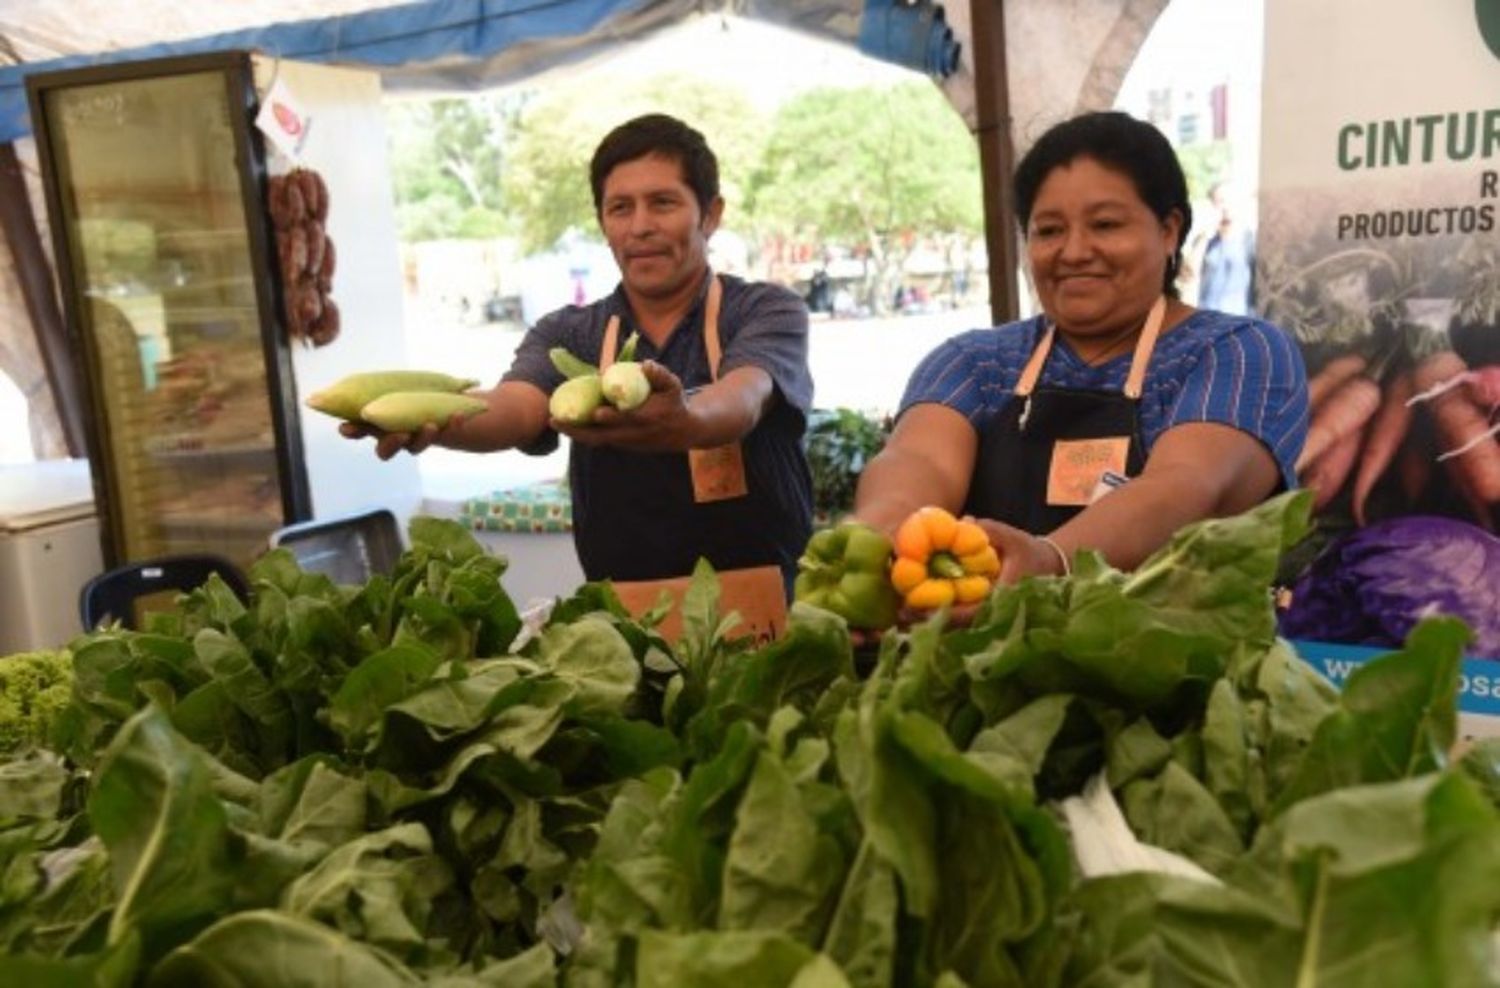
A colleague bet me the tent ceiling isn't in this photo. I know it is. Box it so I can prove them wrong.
[0,1,411,64]
[0,1,964,144]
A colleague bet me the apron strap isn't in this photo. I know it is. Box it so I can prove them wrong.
[703,274,724,380]
[1122,296,1167,400]
[597,272,723,376]
[1016,296,1168,400]
[1015,325,1055,398]
[599,315,621,372]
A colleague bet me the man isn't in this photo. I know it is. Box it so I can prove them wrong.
[346,114,814,623]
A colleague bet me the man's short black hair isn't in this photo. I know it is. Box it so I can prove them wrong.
[590,113,720,217]
[1013,111,1193,295]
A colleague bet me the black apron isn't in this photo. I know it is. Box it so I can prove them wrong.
[963,298,1167,534]
[591,274,790,642]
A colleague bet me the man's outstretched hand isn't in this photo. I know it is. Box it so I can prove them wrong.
[339,414,455,461]
[553,360,698,453]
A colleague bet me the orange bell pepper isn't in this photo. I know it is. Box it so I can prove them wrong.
[890,506,1001,610]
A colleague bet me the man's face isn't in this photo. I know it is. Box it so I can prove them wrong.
[599,153,723,300]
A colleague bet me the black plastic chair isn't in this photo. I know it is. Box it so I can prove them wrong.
[79,554,251,631]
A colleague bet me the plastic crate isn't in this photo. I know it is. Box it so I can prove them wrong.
[268,508,402,584]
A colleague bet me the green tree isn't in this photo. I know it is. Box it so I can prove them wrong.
[1176,139,1235,204]
[499,73,767,253]
[386,92,526,240]
[747,81,981,312]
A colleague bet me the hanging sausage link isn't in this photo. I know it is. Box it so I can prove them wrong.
[266,166,339,347]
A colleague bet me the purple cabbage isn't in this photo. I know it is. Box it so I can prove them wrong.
[1278,515,1500,659]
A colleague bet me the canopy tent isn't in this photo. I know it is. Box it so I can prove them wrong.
[0,0,962,143]
[0,0,966,458]
[0,0,1169,462]
[0,0,960,455]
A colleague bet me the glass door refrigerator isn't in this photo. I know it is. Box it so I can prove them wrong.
[26,51,422,572]
[27,52,307,570]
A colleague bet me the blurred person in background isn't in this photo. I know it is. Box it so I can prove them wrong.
[1197,181,1257,317]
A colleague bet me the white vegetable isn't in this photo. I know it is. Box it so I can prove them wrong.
[549,374,604,424]
[1058,773,1221,884]
[601,361,651,411]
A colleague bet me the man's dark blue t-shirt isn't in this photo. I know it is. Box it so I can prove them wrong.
[504,272,814,585]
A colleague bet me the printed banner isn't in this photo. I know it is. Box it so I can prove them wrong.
[1261,0,1500,659]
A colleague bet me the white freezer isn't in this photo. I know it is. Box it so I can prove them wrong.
[0,459,104,653]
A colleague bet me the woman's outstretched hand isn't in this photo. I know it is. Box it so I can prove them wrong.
[972,518,1070,582]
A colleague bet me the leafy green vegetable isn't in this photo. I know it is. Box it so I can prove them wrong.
[1271,617,1467,814]
[148,910,416,987]
[804,408,889,519]
[0,650,74,754]
[282,823,450,957]
[89,707,236,962]
[0,494,1492,987]
[634,928,818,987]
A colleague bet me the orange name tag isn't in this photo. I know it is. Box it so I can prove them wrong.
[688,443,749,502]
[1046,437,1130,506]
[610,565,787,646]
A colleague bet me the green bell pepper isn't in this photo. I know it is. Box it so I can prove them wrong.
[793,522,900,630]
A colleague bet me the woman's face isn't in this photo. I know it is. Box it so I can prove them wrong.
[1025,156,1181,337]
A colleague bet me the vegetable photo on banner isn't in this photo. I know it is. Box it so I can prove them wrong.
[1293,312,1499,530]
[1349,364,1414,525]
[1406,350,1500,528]
[1295,341,1398,512]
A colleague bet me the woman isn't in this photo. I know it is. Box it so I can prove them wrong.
[854,111,1307,582]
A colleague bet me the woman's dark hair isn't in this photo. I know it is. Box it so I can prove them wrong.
[590,113,720,217]
[1013,111,1193,295]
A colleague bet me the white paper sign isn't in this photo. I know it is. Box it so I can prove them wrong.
[255,73,313,161]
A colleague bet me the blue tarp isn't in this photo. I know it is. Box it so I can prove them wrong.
[0,0,959,144]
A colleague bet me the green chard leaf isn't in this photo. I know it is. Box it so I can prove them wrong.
[88,707,236,961]
[633,928,817,988]
[1273,618,1467,815]
[0,749,71,820]
[258,755,367,848]
[1054,492,1313,710]
[282,822,452,957]
[0,834,116,959]
[0,929,141,988]
[1058,873,1300,987]
[719,747,846,942]
[1455,737,1500,811]
[146,910,416,987]
[820,840,899,988]
[534,617,640,716]
[1118,762,1245,877]
[326,644,443,747]
[683,602,853,761]
[191,628,292,767]
[1245,772,1500,988]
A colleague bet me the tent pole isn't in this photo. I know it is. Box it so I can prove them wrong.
[969,0,1019,325]
[0,141,85,457]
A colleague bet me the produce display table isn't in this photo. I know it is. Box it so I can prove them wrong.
[5,493,1498,986]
